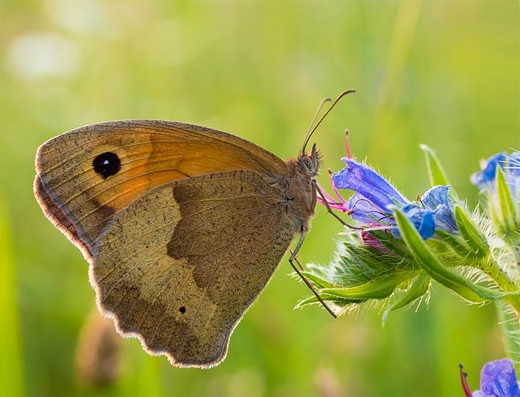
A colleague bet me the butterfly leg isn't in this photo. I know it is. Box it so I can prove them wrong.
[289,233,337,318]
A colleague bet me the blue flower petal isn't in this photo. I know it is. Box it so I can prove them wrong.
[333,159,408,212]
[422,185,452,209]
[347,192,399,226]
[396,204,436,240]
[505,152,520,178]
[433,204,459,234]
[471,152,507,190]
[504,152,520,197]
[479,359,520,397]
[418,211,436,240]
[421,186,458,234]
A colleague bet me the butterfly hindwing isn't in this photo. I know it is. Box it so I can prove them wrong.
[92,170,295,367]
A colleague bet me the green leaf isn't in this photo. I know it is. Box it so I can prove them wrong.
[296,292,367,308]
[392,206,505,303]
[419,145,457,198]
[454,205,489,259]
[433,230,474,261]
[382,273,431,325]
[318,271,418,300]
[496,166,517,235]
[300,271,337,289]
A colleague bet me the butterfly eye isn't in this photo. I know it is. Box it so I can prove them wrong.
[299,152,320,176]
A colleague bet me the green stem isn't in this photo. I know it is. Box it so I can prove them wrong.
[481,256,520,314]
[496,301,520,371]
[479,256,518,293]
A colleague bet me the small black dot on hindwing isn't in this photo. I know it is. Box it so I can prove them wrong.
[92,152,121,179]
[179,306,186,314]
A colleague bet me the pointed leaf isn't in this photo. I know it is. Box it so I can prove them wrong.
[496,166,517,234]
[420,145,457,198]
[382,273,431,325]
[454,205,489,258]
[318,271,418,300]
[300,271,337,289]
[392,206,505,303]
[296,292,367,308]
[434,230,474,261]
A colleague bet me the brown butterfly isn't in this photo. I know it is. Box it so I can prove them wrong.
[34,90,353,368]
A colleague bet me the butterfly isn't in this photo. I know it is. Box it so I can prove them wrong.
[34,90,353,368]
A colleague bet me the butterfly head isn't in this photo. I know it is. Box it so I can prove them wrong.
[298,143,321,177]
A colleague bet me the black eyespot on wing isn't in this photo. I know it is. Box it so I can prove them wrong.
[179,306,186,314]
[93,152,121,179]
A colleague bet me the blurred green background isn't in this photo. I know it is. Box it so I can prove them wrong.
[0,1,518,396]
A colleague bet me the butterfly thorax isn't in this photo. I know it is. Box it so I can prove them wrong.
[274,148,321,234]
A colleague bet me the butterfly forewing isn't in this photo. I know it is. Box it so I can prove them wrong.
[34,120,289,260]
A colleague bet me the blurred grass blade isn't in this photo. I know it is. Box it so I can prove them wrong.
[496,301,520,366]
[0,199,25,397]
[120,343,163,397]
[138,355,162,397]
[368,0,422,163]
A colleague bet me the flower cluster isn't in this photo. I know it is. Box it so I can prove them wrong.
[299,147,520,323]
[471,152,520,253]
[328,157,458,240]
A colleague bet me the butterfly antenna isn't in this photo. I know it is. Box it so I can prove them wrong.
[302,97,332,153]
[301,89,356,154]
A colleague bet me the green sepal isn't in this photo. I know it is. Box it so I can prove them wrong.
[296,271,420,310]
[495,166,518,236]
[296,291,373,310]
[300,271,336,289]
[318,271,418,301]
[368,230,415,261]
[295,294,319,308]
[296,291,367,309]
[381,273,431,325]
[433,229,476,261]
[420,144,458,199]
[392,206,505,303]
[454,205,489,259]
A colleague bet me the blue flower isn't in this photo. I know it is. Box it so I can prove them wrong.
[471,151,520,197]
[332,158,408,214]
[470,150,520,245]
[420,185,459,234]
[461,359,520,397]
[330,158,458,240]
